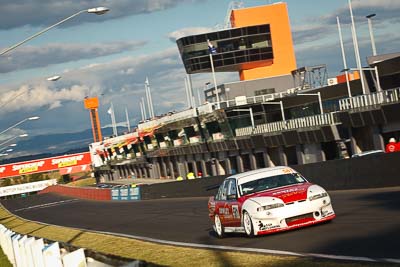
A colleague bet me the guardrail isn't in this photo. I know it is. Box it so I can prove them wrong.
[235,112,338,136]
[339,87,400,111]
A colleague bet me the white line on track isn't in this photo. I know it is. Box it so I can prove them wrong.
[14,199,80,212]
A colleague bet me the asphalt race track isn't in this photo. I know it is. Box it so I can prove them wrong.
[1,186,400,261]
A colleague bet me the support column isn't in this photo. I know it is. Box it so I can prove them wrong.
[264,149,273,167]
[168,158,175,179]
[225,158,232,175]
[278,146,288,166]
[161,158,168,178]
[371,126,385,151]
[296,145,305,165]
[249,152,257,170]
[236,155,244,173]
[200,159,207,177]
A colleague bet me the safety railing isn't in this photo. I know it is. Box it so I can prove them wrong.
[235,112,338,137]
[339,87,400,111]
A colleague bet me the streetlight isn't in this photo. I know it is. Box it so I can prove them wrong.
[0,7,109,56]
[0,134,28,147]
[348,0,366,95]
[341,67,381,93]
[232,108,255,131]
[47,75,62,82]
[297,92,324,114]
[366,14,377,56]
[0,116,40,136]
[336,16,352,98]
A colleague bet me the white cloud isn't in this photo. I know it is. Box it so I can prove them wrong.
[0,0,203,30]
[0,41,146,74]
[167,27,213,42]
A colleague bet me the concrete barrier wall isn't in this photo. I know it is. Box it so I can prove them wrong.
[292,151,400,191]
[140,175,228,200]
[141,152,400,199]
[39,185,111,201]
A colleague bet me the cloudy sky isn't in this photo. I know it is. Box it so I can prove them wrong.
[0,0,399,155]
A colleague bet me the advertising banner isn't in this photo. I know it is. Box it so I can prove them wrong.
[0,179,57,197]
[0,152,91,179]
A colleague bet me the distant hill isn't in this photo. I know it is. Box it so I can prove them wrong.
[0,126,128,164]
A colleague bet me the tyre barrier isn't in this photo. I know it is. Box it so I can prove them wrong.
[0,224,150,267]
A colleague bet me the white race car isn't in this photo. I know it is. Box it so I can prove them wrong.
[208,166,335,237]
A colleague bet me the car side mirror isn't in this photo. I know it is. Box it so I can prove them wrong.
[227,194,237,200]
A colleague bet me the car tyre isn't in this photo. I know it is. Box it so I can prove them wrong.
[243,211,254,237]
[214,214,225,238]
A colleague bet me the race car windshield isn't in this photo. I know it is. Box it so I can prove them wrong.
[239,173,306,196]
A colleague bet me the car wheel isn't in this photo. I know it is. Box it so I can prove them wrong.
[214,214,225,238]
[243,211,254,237]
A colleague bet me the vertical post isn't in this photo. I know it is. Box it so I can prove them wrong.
[110,102,118,137]
[147,78,155,118]
[141,97,147,119]
[349,0,366,94]
[337,16,352,98]
[139,100,145,121]
[317,92,324,114]
[184,77,191,108]
[209,53,220,109]
[280,101,286,122]
[374,66,382,92]
[125,107,131,132]
[249,108,255,131]
[145,81,151,118]
[367,15,377,56]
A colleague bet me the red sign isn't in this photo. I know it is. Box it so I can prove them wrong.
[0,152,91,179]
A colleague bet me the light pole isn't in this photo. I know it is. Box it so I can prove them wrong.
[366,14,377,56]
[0,7,109,56]
[336,16,352,98]
[207,40,220,109]
[297,92,324,114]
[0,116,40,136]
[0,134,28,147]
[342,67,381,92]
[348,0,366,95]
[232,108,255,131]
[47,75,62,82]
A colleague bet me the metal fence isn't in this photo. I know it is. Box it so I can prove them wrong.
[339,87,400,111]
[235,112,338,136]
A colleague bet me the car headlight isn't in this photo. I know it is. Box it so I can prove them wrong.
[257,203,284,212]
[309,192,328,201]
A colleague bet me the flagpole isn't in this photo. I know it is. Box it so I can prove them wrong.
[209,53,220,109]
[349,0,366,94]
[125,107,131,132]
[337,16,352,98]
[110,102,118,137]
[139,100,145,122]
[184,76,191,108]
[146,77,155,117]
[141,97,148,119]
[145,78,151,118]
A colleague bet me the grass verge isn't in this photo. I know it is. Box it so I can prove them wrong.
[0,206,395,267]
[66,177,96,187]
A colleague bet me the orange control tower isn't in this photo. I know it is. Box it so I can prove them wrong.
[231,2,297,80]
[84,97,103,142]
[176,2,297,82]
